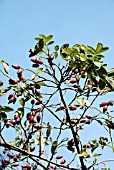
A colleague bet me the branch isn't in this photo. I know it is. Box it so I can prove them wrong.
[58,86,86,170]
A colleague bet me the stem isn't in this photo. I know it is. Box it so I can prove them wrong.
[88,159,114,169]
[58,86,85,169]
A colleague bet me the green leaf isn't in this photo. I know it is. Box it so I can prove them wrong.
[19,98,25,106]
[76,98,84,105]
[94,61,103,68]
[38,68,43,73]
[16,126,22,131]
[60,52,69,61]
[107,68,114,77]
[93,153,102,157]
[60,44,70,61]
[96,43,103,54]
[54,52,58,59]
[96,43,109,54]
[78,151,90,157]
[60,43,69,50]
[46,35,53,43]
[0,112,7,120]
[62,48,72,55]
[99,79,106,90]
[99,47,109,53]
[16,107,24,119]
[0,81,3,86]
[47,41,54,46]
[51,140,58,154]
[98,67,108,78]
[34,37,40,41]
[0,106,14,112]
[84,100,91,106]
[87,46,96,54]
[46,123,51,138]
[75,44,87,51]
[34,39,44,55]
[101,87,112,94]
[80,53,87,61]
[31,73,36,80]
[106,77,114,90]
[36,81,46,86]
[39,34,46,40]
[55,45,59,51]
[0,87,5,96]
[0,60,9,73]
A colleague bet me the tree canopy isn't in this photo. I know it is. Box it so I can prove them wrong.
[0,34,114,170]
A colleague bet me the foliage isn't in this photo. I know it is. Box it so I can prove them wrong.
[0,34,114,170]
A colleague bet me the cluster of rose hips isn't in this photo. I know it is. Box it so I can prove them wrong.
[67,138,75,152]
[100,101,113,112]
[31,56,43,68]
[1,145,41,169]
[29,48,55,67]
[49,139,75,169]
[26,107,42,124]
[1,147,20,168]
[8,65,26,86]
[8,93,16,104]
[69,69,93,94]
[49,156,67,169]
[2,109,21,128]
[83,136,108,150]
[5,114,20,128]
[70,76,84,94]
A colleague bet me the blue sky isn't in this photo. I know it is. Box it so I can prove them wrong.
[0,0,114,169]
[0,0,114,69]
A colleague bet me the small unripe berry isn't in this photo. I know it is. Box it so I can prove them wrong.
[11,163,19,167]
[7,153,14,158]
[60,159,66,164]
[100,102,108,107]
[86,115,93,119]
[5,121,11,128]
[9,78,19,85]
[8,96,16,104]
[26,113,32,120]
[103,105,108,112]
[87,80,92,87]
[36,114,41,123]
[30,146,35,152]
[17,68,23,75]
[34,108,42,113]
[35,100,42,105]
[3,159,10,164]
[13,156,17,161]
[3,150,6,154]
[78,87,84,93]
[67,139,75,146]
[70,79,77,84]
[73,84,80,88]
[8,94,14,100]
[29,116,34,122]
[22,164,32,169]
[35,89,40,95]
[12,65,21,69]
[36,57,43,64]
[69,105,77,111]
[67,145,75,152]
[73,69,78,74]
[56,155,63,159]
